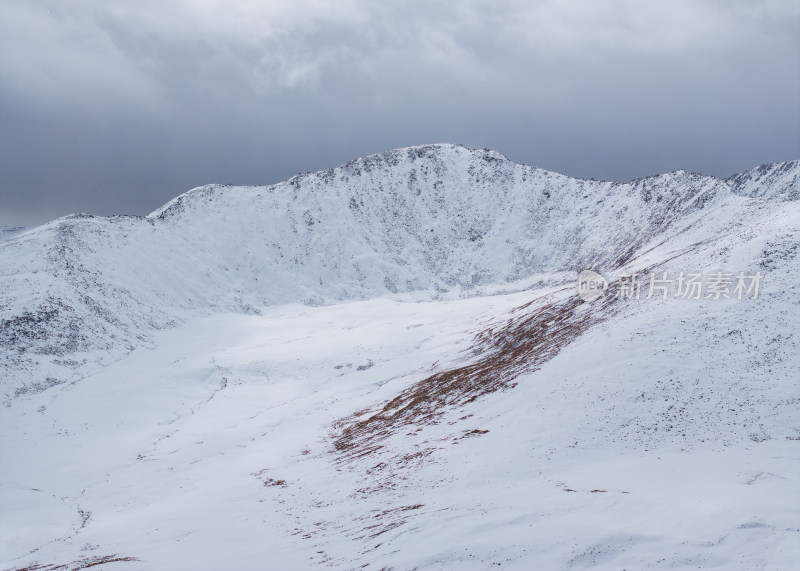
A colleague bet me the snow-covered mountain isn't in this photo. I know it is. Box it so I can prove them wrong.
[1,145,798,570]
[0,226,25,243]
[2,144,797,401]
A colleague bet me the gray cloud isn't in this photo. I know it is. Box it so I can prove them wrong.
[1,0,798,226]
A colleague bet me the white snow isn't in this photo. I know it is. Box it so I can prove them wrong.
[1,145,798,569]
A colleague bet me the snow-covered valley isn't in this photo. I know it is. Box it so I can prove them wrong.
[1,145,798,570]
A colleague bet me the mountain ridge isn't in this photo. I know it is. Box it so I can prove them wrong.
[2,145,799,570]
[1,144,798,401]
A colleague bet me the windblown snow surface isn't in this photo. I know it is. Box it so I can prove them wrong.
[1,144,798,570]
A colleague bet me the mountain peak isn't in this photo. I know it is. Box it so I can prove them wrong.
[1,147,798,402]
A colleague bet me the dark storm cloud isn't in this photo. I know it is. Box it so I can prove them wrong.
[1,0,798,226]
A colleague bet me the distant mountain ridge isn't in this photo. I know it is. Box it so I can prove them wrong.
[726,159,800,199]
[0,226,26,242]
[1,144,798,399]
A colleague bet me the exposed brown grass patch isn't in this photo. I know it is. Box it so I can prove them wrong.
[333,284,621,460]
[252,469,288,487]
[11,555,140,571]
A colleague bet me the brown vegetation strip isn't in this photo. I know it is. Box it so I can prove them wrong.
[333,284,621,459]
[12,555,140,571]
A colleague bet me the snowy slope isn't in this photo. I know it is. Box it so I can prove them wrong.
[1,145,799,570]
[2,145,796,401]
[0,227,25,243]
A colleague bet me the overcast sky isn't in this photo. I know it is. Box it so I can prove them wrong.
[1,0,798,227]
